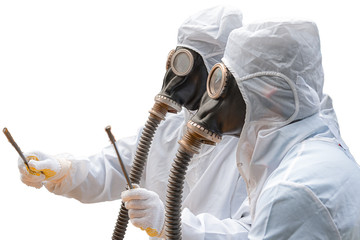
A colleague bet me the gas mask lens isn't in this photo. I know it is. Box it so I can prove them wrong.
[166,48,194,76]
[207,63,228,99]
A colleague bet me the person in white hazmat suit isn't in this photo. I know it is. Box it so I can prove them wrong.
[188,20,360,239]
[17,6,253,239]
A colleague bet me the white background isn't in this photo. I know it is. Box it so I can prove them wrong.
[1,0,359,239]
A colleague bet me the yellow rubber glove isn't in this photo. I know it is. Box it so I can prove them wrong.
[26,155,57,179]
[18,151,71,189]
[121,186,165,238]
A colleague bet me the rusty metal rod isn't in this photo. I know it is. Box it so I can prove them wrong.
[3,127,37,174]
[105,125,133,189]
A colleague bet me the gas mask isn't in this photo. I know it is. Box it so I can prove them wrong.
[189,62,246,139]
[156,47,208,112]
[164,62,246,240]
[112,46,208,240]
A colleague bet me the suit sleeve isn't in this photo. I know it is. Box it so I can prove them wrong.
[46,129,142,203]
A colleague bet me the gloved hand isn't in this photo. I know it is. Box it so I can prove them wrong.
[18,151,71,189]
[121,186,165,238]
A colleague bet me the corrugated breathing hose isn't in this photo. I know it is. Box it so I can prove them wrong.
[112,96,179,240]
[165,121,221,240]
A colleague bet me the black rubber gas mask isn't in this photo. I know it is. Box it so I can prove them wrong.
[155,47,208,112]
[187,62,246,144]
[164,63,247,239]
[111,47,208,239]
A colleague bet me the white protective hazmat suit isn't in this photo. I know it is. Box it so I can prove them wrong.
[41,6,252,239]
[222,20,360,239]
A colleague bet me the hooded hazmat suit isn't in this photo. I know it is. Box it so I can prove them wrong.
[222,20,360,239]
[38,6,252,239]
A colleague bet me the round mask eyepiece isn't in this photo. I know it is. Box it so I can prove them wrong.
[170,49,194,77]
[207,63,228,99]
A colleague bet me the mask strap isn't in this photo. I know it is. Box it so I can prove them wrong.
[238,71,300,126]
